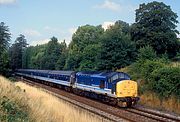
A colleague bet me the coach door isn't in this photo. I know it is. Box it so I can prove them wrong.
[70,72,76,85]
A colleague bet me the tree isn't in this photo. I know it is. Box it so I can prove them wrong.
[79,44,101,71]
[138,46,157,61]
[42,37,60,70]
[65,25,104,70]
[21,38,67,70]
[72,25,104,51]
[41,37,67,70]
[56,40,67,70]
[131,1,179,58]
[22,46,33,69]
[9,34,28,70]
[26,45,46,69]
[0,22,11,74]
[0,22,10,55]
[64,43,82,70]
[98,20,137,70]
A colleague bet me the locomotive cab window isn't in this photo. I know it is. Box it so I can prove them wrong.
[111,74,118,81]
[100,80,105,89]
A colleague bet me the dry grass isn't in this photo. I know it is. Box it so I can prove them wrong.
[0,76,28,110]
[0,76,110,122]
[140,92,180,115]
[15,82,64,122]
[15,82,109,122]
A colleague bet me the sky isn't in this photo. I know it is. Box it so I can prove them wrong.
[0,0,180,46]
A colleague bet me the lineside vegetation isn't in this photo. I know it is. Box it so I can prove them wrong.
[0,76,111,122]
[0,76,29,122]
[119,46,180,114]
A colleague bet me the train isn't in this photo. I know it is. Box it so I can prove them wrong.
[15,69,139,107]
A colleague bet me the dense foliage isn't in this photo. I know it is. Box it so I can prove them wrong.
[9,34,28,70]
[20,37,67,70]
[150,67,180,99]
[0,1,179,100]
[128,46,180,99]
[42,37,67,70]
[131,1,180,58]
[65,25,103,71]
[24,44,46,69]
[98,21,137,70]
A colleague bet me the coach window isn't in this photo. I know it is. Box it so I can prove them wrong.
[100,80,105,89]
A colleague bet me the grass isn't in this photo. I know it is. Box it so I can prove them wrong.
[15,82,110,122]
[0,76,111,122]
[0,76,29,122]
[16,82,106,122]
[139,92,180,115]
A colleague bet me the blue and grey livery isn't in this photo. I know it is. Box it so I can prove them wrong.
[16,69,139,107]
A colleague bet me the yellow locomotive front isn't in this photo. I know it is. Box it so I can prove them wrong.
[116,80,139,107]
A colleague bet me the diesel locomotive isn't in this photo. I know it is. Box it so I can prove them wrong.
[16,69,139,107]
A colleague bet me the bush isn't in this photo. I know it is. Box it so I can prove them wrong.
[150,67,180,99]
[129,57,180,100]
[128,59,166,81]
[140,60,166,81]
[0,96,29,122]
[128,45,180,102]
[138,46,157,61]
[128,46,169,80]
[128,46,158,80]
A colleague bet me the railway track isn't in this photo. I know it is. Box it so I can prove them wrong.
[133,107,180,122]
[17,77,180,122]
[125,108,180,122]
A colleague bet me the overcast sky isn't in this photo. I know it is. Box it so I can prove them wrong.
[0,0,180,46]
